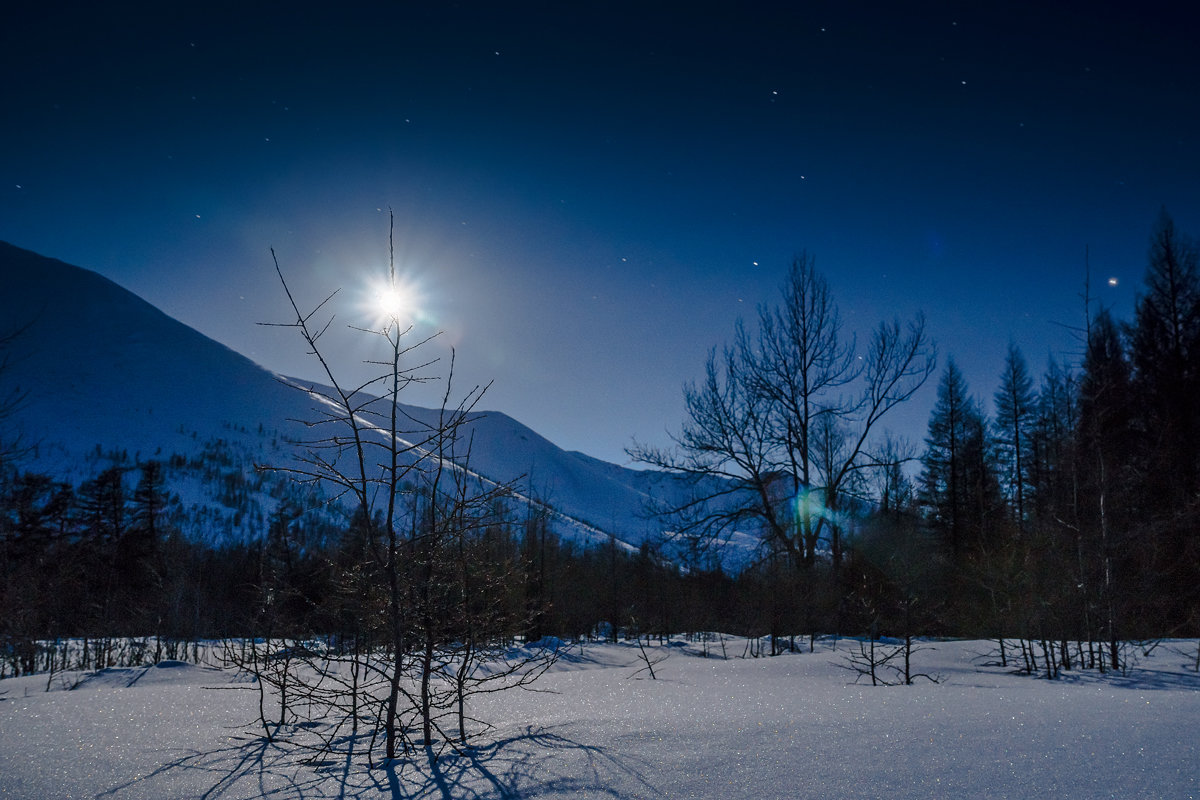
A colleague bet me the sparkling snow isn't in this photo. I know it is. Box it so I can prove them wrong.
[1,638,1197,799]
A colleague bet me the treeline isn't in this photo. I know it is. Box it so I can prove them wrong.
[0,462,269,674]
[726,212,1200,667]
[0,456,794,676]
[0,451,938,675]
[911,211,1200,656]
[625,211,1200,671]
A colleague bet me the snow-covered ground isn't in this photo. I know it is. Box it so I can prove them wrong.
[1,637,1197,799]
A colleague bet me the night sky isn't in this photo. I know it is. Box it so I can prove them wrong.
[4,2,1198,465]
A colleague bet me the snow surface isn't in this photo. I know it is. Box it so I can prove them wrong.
[1,638,1197,799]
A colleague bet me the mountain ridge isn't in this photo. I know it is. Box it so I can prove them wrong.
[0,240,688,551]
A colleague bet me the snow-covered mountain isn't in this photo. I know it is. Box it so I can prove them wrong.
[0,241,690,551]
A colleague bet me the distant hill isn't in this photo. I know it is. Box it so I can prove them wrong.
[0,241,701,553]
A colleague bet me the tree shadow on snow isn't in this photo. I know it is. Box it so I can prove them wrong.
[94,734,327,800]
[1060,663,1200,692]
[364,726,659,800]
[98,723,659,800]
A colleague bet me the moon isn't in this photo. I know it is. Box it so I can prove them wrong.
[377,286,407,318]
[365,274,426,327]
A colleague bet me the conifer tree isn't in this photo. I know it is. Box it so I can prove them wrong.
[1078,309,1136,663]
[1126,211,1200,627]
[1128,212,1200,498]
[1028,359,1078,529]
[992,344,1036,533]
[123,461,166,603]
[919,360,1000,560]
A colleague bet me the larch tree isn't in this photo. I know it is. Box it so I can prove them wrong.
[257,215,556,764]
[1077,309,1136,667]
[1024,358,1086,648]
[992,343,1036,533]
[736,254,858,568]
[1028,358,1079,531]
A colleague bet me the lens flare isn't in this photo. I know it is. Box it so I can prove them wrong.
[789,487,845,531]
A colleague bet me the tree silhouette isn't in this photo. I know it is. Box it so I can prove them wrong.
[630,254,933,637]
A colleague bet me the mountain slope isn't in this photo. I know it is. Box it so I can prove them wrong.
[0,241,690,550]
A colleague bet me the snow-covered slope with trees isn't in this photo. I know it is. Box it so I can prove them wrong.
[0,241,691,551]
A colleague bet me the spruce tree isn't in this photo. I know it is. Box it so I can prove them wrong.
[992,344,1036,533]
[919,359,1000,560]
[1126,211,1200,628]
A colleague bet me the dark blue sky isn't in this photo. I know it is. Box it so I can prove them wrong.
[3,2,1198,464]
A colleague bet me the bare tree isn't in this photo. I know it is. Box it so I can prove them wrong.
[630,255,935,591]
[628,626,668,680]
[252,215,556,763]
[840,621,940,686]
[739,255,858,567]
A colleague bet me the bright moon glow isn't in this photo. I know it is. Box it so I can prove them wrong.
[1108,277,1119,286]
[363,273,426,328]
[377,286,407,317]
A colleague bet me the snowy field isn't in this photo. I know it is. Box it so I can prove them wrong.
[1,637,1197,799]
